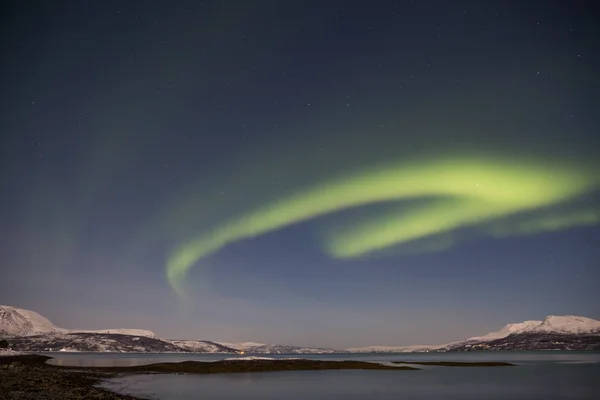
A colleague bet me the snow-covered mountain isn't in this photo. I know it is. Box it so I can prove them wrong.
[465,320,543,342]
[466,316,600,342]
[528,315,600,334]
[8,332,185,353]
[4,333,240,353]
[347,316,600,353]
[0,305,332,354]
[2,305,599,353]
[169,340,238,353]
[345,344,444,353]
[71,328,157,338]
[446,316,600,351]
[0,305,157,338]
[0,305,66,336]
[217,342,267,351]
[217,342,340,354]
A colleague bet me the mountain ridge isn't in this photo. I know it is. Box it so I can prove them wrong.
[466,316,600,342]
[347,315,600,353]
[2,305,599,353]
[0,305,156,338]
[0,305,337,354]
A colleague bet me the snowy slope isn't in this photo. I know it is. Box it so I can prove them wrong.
[4,304,598,354]
[0,305,157,338]
[467,316,600,342]
[0,305,65,336]
[169,340,239,353]
[8,332,185,353]
[216,342,266,351]
[467,320,542,341]
[217,342,339,354]
[248,344,339,354]
[73,329,157,338]
[348,316,600,353]
[531,316,600,334]
[346,344,444,353]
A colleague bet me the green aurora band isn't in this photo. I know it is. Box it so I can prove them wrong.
[167,154,599,292]
[486,207,600,237]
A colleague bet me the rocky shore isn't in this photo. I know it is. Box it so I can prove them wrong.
[0,355,144,399]
[0,354,417,399]
[1,353,520,399]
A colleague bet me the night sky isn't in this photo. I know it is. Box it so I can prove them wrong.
[1,1,599,348]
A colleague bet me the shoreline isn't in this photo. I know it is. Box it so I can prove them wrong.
[0,354,515,399]
[0,354,417,400]
[0,355,144,399]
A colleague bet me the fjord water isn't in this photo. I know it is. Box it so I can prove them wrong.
[49,352,598,400]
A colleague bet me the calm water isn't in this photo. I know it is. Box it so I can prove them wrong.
[46,352,599,399]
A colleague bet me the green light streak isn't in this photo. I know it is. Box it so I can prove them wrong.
[487,207,600,237]
[167,154,599,291]
[325,197,511,258]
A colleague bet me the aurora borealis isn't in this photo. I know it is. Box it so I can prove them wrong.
[168,154,599,291]
[1,0,598,347]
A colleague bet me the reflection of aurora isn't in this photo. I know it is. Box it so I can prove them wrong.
[167,154,600,292]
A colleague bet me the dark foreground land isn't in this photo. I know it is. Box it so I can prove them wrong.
[0,355,142,400]
[0,354,417,399]
[1,354,517,399]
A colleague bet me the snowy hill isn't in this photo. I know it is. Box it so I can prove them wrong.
[530,315,600,335]
[345,344,444,353]
[217,342,340,354]
[466,320,544,342]
[446,315,600,351]
[169,340,239,353]
[0,305,338,354]
[348,315,600,353]
[0,305,65,336]
[72,329,157,338]
[0,304,239,353]
[8,332,185,353]
[217,342,267,351]
[247,344,339,354]
[0,305,157,338]
[466,316,600,342]
[4,333,240,354]
[2,305,598,353]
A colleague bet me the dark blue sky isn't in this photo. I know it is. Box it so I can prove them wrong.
[1,0,598,348]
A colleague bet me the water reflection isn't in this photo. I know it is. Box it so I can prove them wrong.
[99,362,600,400]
